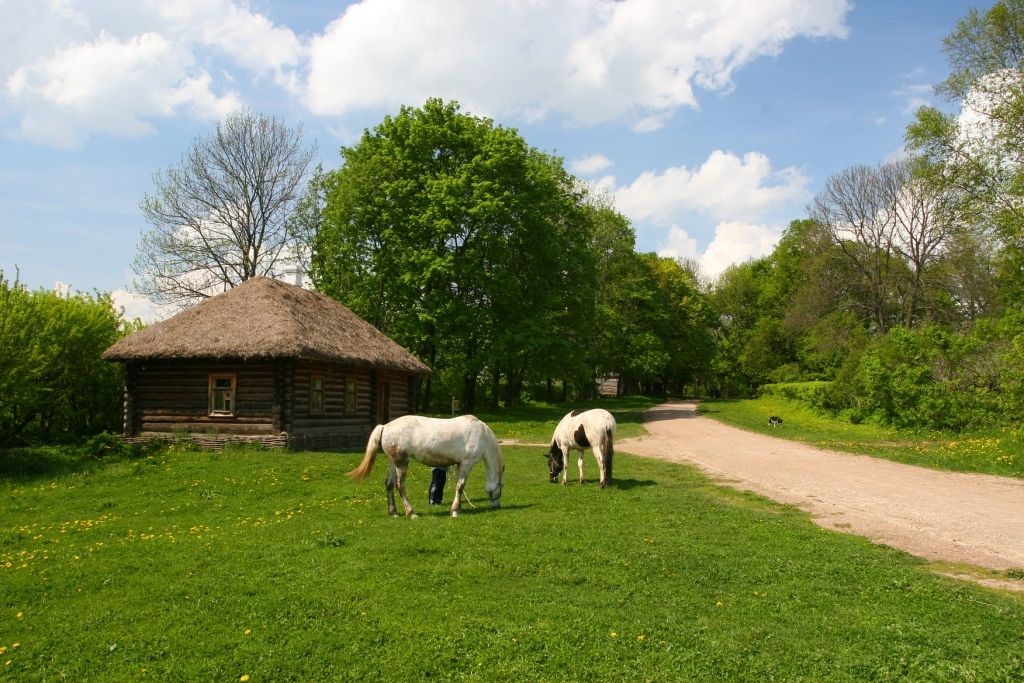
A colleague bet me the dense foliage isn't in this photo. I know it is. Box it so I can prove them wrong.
[0,273,130,446]
[310,100,715,410]
[706,2,1024,433]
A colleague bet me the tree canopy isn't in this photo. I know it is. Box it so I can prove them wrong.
[311,99,596,409]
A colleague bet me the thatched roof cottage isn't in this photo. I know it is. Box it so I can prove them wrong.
[103,277,430,449]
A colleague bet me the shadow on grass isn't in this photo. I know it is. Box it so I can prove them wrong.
[641,405,699,423]
[0,446,100,482]
[610,478,657,491]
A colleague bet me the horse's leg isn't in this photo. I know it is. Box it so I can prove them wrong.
[394,462,416,518]
[385,463,399,517]
[577,448,585,484]
[594,447,607,490]
[450,477,467,517]
[450,462,473,517]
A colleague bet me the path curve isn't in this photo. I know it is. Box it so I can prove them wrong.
[617,401,1024,576]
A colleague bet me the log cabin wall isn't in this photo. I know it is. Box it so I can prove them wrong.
[124,358,423,451]
[377,369,415,420]
[130,359,277,437]
[288,359,375,450]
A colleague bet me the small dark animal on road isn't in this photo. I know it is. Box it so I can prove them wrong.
[768,416,783,427]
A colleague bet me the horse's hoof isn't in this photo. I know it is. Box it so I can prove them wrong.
[410,513,418,519]
[451,510,459,518]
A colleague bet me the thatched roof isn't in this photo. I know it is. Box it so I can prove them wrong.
[103,277,430,374]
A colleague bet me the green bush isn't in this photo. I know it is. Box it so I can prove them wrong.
[759,381,831,404]
[0,272,132,446]
[811,323,1011,432]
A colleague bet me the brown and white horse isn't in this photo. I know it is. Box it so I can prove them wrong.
[347,414,504,517]
[547,408,616,489]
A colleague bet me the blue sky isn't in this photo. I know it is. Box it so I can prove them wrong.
[0,0,973,321]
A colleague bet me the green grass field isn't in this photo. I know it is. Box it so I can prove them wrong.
[699,396,1024,479]
[2,435,1023,681]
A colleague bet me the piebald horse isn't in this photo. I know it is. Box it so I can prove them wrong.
[547,408,616,489]
[347,414,504,517]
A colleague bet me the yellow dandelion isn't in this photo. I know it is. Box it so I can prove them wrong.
[610,631,618,638]
[244,629,252,635]
[240,675,250,682]
[15,612,22,619]
[11,644,19,650]
[637,633,647,642]
[715,601,724,608]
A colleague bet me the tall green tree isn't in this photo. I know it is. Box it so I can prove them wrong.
[311,99,593,410]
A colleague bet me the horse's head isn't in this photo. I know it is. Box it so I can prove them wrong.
[547,444,564,483]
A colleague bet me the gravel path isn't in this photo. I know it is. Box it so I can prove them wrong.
[617,401,1024,582]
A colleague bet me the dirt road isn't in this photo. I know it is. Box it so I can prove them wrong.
[617,401,1024,580]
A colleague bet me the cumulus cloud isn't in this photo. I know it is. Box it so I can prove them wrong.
[2,0,301,147]
[4,1,851,145]
[612,150,810,225]
[305,0,850,130]
[657,221,781,279]
[110,289,170,325]
[570,153,613,176]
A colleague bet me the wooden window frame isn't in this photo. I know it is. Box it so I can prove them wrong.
[309,374,325,415]
[344,377,358,415]
[208,373,237,417]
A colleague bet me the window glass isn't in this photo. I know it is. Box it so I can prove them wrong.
[310,375,324,414]
[345,378,357,414]
[209,375,236,416]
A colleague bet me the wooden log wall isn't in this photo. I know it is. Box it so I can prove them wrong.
[290,360,372,432]
[125,357,424,450]
[132,359,277,436]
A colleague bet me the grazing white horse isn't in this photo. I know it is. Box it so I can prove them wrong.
[347,414,504,517]
[547,408,616,489]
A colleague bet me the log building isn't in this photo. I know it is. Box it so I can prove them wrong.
[102,277,430,449]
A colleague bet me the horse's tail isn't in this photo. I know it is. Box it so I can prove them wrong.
[604,426,614,482]
[347,424,384,481]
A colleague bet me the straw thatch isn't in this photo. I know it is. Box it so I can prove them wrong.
[103,277,430,374]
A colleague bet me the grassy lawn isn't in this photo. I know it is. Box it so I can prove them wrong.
[2,439,1023,681]
[699,396,1024,479]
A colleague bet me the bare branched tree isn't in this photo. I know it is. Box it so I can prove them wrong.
[809,159,955,332]
[134,109,317,307]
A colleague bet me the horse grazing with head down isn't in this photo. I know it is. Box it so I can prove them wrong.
[547,408,616,489]
[347,414,504,517]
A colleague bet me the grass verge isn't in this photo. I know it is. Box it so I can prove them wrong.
[699,396,1024,478]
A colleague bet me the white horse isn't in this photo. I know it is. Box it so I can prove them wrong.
[347,414,504,517]
[547,408,616,489]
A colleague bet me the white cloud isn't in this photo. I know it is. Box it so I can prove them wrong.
[111,288,170,324]
[7,31,242,147]
[304,0,851,130]
[570,153,613,176]
[656,225,700,261]
[895,82,933,115]
[2,0,300,147]
[611,150,810,225]
[699,221,782,277]
[655,221,782,279]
